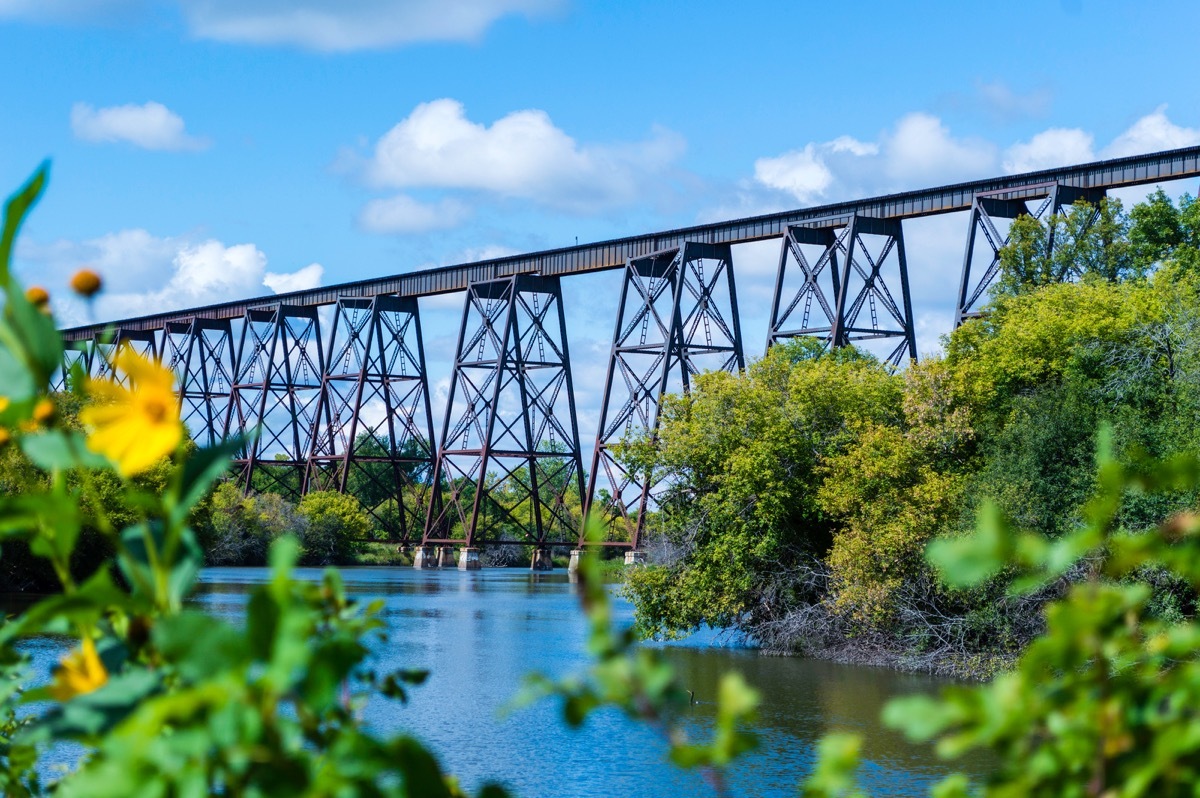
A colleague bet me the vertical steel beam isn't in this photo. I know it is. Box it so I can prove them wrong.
[423,275,585,551]
[954,183,1107,326]
[225,305,324,499]
[584,241,743,549]
[768,215,917,368]
[304,295,437,543]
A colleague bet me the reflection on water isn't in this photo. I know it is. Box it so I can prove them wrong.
[9,567,989,797]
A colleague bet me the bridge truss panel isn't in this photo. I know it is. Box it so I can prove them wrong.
[90,328,158,383]
[166,318,237,449]
[584,241,744,549]
[955,183,1107,326]
[768,215,917,369]
[423,275,585,550]
[303,295,437,544]
[225,305,325,499]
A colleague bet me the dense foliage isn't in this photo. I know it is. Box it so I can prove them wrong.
[802,434,1200,796]
[626,190,1200,675]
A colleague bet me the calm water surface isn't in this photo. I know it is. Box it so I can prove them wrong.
[192,566,983,797]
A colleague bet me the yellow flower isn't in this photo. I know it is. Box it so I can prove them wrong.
[32,397,55,425]
[50,637,108,701]
[0,397,10,414]
[80,348,182,476]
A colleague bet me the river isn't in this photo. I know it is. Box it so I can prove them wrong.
[189,566,986,797]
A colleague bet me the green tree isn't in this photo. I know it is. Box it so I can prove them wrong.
[296,490,370,564]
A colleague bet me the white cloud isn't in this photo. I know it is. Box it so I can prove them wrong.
[358,194,472,234]
[181,0,561,52]
[362,98,686,213]
[264,262,323,294]
[1002,128,1095,174]
[16,229,320,325]
[0,0,558,50]
[754,145,835,205]
[974,79,1052,120]
[752,113,994,204]
[1102,105,1200,158]
[883,113,996,183]
[71,101,209,152]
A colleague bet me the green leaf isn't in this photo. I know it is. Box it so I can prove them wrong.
[153,613,248,683]
[0,163,48,289]
[926,501,1012,588]
[20,430,109,472]
[173,435,247,521]
[0,346,35,402]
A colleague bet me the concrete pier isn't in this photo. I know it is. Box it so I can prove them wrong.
[412,546,436,569]
[624,550,647,566]
[567,549,583,574]
[457,547,481,570]
[530,548,554,571]
[436,546,458,568]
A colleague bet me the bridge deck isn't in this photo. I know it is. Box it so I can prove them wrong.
[61,145,1200,342]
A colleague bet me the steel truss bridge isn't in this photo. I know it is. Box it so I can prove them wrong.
[59,146,1200,562]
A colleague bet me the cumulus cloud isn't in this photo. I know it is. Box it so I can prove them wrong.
[71,101,209,152]
[1002,128,1095,174]
[264,262,324,294]
[16,229,320,325]
[753,113,995,204]
[362,98,686,214]
[1102,105,1200,158]
[358,194,472,234]
[0,0,560,51]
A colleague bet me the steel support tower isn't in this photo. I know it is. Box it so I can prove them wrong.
[955,183,1107,326]
[166,318,238,449]
[767,214,917,367]
[304,295,437,543]
[584,241,744,549]
[423,275,584,551]
[225,304,325,499]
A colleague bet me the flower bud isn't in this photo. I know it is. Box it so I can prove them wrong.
[25,286,50,308]
[70,268,103,298]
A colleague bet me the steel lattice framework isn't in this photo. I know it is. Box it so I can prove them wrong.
[955,183,1107,326]
[303,296,436,543]
[423,275,585,550]
[49,147,1200,558]
[767,215,916,367]
[584,242,744,548]
[225,305,325,499]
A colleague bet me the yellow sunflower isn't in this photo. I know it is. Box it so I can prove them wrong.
[50,637,108,701]
[81,348,182,476]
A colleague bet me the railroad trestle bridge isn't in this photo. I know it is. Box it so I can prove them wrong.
[59,147,1200,569]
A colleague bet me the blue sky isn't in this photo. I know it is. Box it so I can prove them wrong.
[2,0,1200,444]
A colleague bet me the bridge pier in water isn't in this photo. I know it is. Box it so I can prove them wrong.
[421,274,585,570]
[583,241,744,556]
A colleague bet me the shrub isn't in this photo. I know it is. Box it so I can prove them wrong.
[296,490,370,565]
